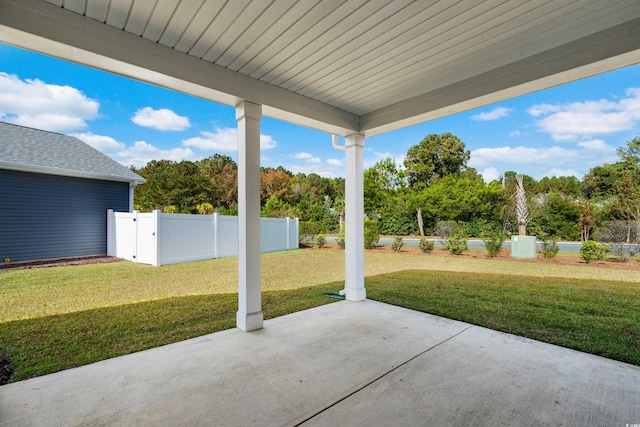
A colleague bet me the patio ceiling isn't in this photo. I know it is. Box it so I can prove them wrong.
[1,0,640,137]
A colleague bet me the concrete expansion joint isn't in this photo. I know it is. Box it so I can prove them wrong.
[294,325,474,426]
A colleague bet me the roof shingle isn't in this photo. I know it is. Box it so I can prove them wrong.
[0,122,145,183]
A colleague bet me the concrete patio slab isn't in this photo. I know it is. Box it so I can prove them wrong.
[1,300,638,426]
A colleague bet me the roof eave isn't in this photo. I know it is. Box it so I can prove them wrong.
[0,161,146,184]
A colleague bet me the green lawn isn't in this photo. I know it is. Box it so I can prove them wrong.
[1,249,639,383]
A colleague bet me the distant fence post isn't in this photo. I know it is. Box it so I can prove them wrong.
[213,213,219,259]
[152,210,160,267]
[286,217,290,250]
[133,210,139,263]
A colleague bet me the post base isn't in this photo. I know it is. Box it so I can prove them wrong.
[236,311,264,332]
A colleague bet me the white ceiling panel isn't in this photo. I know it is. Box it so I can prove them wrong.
[2,0,640,136]
[105,0,133,29]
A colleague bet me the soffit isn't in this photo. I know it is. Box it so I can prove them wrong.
[1,0,640,136]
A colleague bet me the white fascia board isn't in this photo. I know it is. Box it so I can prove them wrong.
[0,162,146,184]
[0,0,359,136]
[360,17,640,136]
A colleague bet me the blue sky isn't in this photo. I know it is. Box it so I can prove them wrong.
[1,42,639,182]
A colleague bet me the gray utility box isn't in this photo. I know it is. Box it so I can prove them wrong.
[511,235,537,259]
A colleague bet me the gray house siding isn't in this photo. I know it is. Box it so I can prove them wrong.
[0,169,129,262]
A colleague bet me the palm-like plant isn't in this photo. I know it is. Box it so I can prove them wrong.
[515,174,528,235]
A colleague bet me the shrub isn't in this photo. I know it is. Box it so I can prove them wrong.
[391,236,404,252]
[364,220,380,249]
[435,220,458,239]
[580,241,609,263]
[418,238,434,253]
[336,233,345,249]
[541,239,560,259]
[462,218,490,238]
[482,230,504,258]
[445,234,468,255]
[316,234,326,248]
[597,220,639,262]
[299,221,321,245]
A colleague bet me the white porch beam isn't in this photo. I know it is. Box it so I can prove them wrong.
[236,101,263,332]
[344,133,366,302]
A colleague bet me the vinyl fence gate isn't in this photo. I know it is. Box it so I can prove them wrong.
[107,210,299,266]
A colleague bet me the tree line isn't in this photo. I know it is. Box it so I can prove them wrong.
[133,133,640,243]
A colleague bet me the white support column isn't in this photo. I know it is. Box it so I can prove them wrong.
[344,133,366,301]
[236,101,264,331]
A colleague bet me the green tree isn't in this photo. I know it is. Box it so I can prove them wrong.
[293,173,330,206]
[582,163,625,200]
[260,168,294,205]
[528,192,581,241]
[364,157,404,218]
[403,132,470,188]
[135,160,208,213]
[616,135,640,165]
[261,196,292,218]
[537,176,582,198]
[605,169,640,222]
[199,154,237,210]
[414,174,502,232]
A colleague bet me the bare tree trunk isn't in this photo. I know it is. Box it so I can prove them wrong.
[416,207,424,237]
[518,220,526,236]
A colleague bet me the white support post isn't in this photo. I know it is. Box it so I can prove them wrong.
[344,133,366,301]
[236,101,264,331]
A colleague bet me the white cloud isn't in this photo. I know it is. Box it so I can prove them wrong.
[576,139,614,152]
[293,152,321,164]
[528,88,640,140]
[527,103,561,117]
[182,127,277,151]
[116,140,197,168]
[131,107,190,131]
[326,158,343,167]
[469,146,577,168]
[184,128,236,151]
[0,72,99,132]
[286,164,341,178]
[472,106,511,121]
[71,132,125,153]
[469,140,620,181]
[479,167,500,183]
[260,134,277,150]
[509,130,522,137]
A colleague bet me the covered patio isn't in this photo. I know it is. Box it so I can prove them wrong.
[1,300,638,425]
[2,0,640,331]
[1,0,640,424]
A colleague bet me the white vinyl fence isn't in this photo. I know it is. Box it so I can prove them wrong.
[107,210,299,266]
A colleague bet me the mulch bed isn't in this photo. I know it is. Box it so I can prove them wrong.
[0,255,123,270]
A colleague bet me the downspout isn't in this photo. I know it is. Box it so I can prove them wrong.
[332,135,347,296]
[129,182,137,213]
[332,134,346,152]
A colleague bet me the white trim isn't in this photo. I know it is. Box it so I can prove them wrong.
[0,162,145,184]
